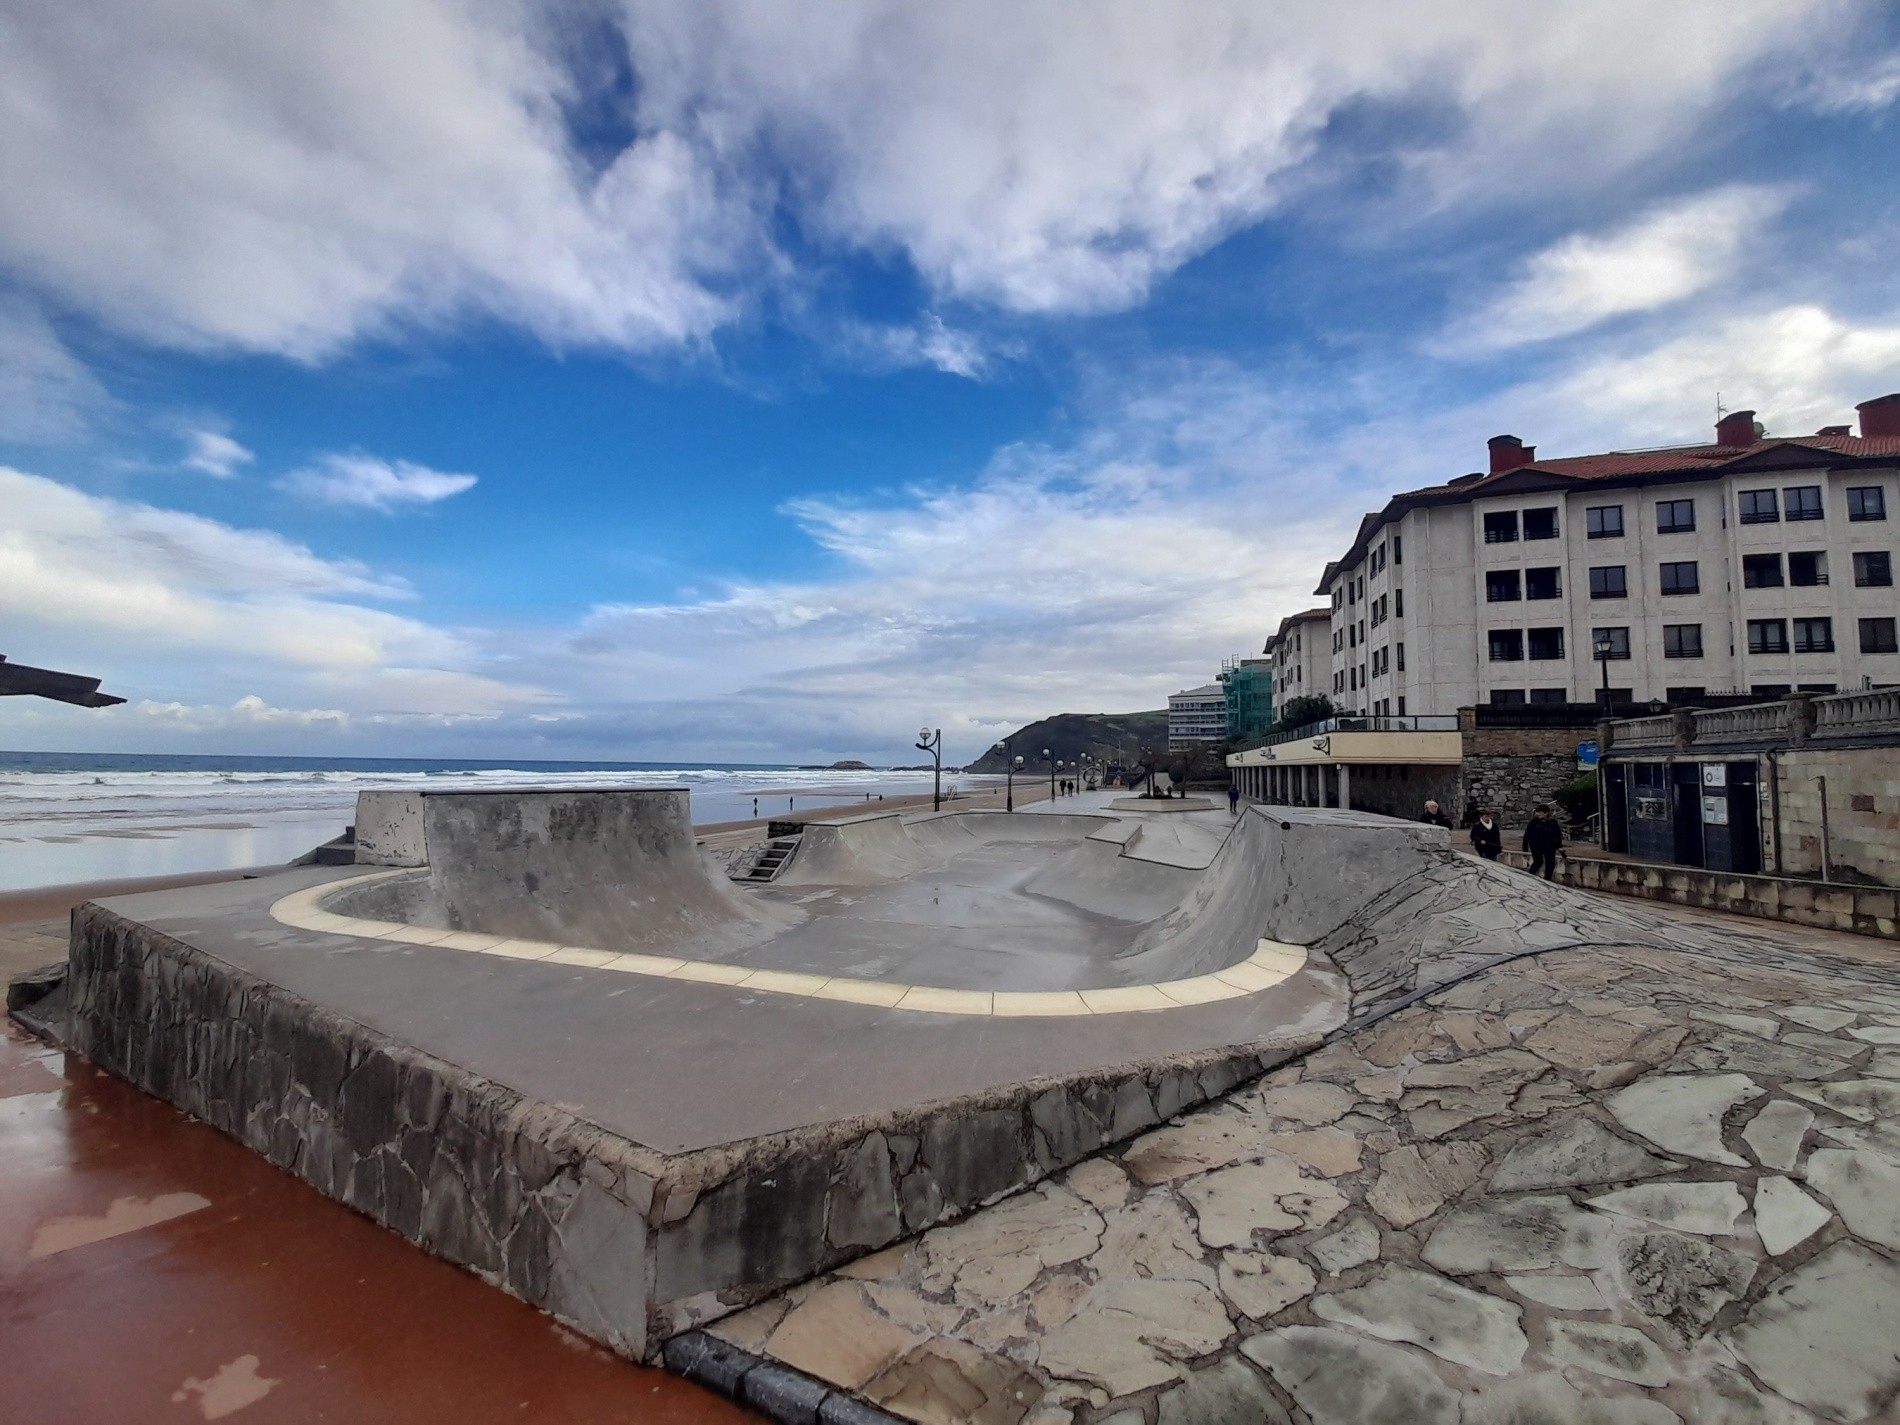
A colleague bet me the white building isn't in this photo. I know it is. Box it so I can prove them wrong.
[1317,398,1900,716]
[1264,608,1331,725]
[1167,684,1227,751]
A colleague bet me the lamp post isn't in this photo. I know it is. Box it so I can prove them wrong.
[995,739,1024,812]
[1593,631,1614,712]
[1043,747,1057,802]
[917,726,943,811]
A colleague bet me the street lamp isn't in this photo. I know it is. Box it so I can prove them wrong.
[1043,747,1057,802]
[995,739,1024,812]
[917,726,943,811]
[1593,630,1614,711]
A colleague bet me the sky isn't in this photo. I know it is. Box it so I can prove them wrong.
[3,1,1900,766]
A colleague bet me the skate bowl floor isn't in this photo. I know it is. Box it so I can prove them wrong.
[293,800,1314,1004]
[53,790,1403,1363]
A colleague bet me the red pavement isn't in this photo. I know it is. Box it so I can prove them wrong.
[0,1022,752,1425]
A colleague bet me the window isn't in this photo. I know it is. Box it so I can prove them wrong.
[1666,686,1706,702]
[1748,619,1789,654]
[1793,618,1834,654]
[1396,642,1405,671]
[1347,580,1355,606]
[1589,565,1628,599]
[1664,624,1704,659]
[1798,683,1838,694]
[1393,535,1403,564]
[1657,499,1695,533]
[1848,487,1887,522]
[1348,623,1356,648]
[1784,486,1824,522]
[1527,627,1565,660]
[1854,551,1893,588]
[1659,561,1699,595]
[1523,507,1559,541]
[1752,684,1791,698]
[1489,689,1527,706]
[1488,629,1524,662]
[1593,626,1631,660]
[1861,617,1899,654]
[1394,589,1404,618]
[1743,553,1784,588]
[1586,505,1624,539]
[1788,551,1828,587]
[1525,567,1562,600]
[1486,569,1522,602]
[1483,511,1519,544]
[1529,688,1568,705]
[1738,489,1779,524]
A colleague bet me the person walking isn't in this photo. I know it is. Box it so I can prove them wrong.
[1470,810,1502,860]
[1524,803,1564,879]
[1419,799,1451,828]
[1227,783,1241,815]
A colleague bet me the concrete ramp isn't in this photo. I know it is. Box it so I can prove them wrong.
[345,788,801,954]
[1109,805,1445,983]
[775,812,939,886]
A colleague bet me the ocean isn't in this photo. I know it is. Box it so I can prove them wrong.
[0,751,980,893]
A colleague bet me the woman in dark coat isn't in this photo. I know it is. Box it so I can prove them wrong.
[1470,811,1502,859]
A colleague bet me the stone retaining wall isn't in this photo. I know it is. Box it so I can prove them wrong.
[61,903,1315,1359]
[1497,849,1900,940]
[1457,720,1587,826]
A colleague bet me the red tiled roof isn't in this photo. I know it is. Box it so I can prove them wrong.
[1315,432,1900,588]
[1405,433,1900,500]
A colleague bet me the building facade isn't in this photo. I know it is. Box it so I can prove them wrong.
[1264,609,1331,725]
[1316,397,1900,718]
[1167,684,1228,751]
[1218,658,1275,741]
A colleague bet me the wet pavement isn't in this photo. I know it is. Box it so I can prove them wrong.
[0,1021,752,1425]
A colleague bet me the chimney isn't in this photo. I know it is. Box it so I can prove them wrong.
[1858,393,1900,439]
[1488,434,1535,474]
[1816,425,1850,437]
[1715,409,1758,446]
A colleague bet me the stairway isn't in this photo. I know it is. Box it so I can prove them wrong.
[734,834,801,883]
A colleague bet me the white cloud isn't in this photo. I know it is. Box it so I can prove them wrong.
[279,453,478,511]
[180,430,254,478]
[1516,303,1900,444]
[0,299,110,441]
[1784,52,1900,114]
[0,0,1858,360]
[624,1,1839,316]
[1447,185,1796,352]
[0,466,547,720]
[841,315,995,378]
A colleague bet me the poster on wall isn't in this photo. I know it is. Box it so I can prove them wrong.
[1702,764,1728,788]
[1702,794,1730,825]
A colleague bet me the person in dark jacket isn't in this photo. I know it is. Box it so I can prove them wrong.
[1524,803,1564,879]
[1419,799,1451,828]
[1470,811,1502,859]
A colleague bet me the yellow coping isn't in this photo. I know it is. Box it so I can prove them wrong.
[268,876,1309,1019]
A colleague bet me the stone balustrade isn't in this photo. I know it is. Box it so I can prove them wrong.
[1607,687,1900,752]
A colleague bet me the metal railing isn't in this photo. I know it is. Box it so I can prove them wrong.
[1252,714,1459,749]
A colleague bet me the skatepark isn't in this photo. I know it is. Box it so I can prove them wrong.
[32,778,1900,1425]
[46,786,1362,1353]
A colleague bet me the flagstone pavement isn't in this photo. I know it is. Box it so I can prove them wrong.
[705,913,1900,1425]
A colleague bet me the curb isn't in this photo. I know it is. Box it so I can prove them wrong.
[663,1332,906,1425]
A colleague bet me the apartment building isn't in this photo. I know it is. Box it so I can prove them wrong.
[1167,684,1228,751]
[1318,396,1900,716]
[1263,608,1331,725]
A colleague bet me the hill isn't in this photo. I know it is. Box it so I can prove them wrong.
[963,710,1170,774]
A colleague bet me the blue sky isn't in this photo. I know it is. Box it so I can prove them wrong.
[4,1,1900,764]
